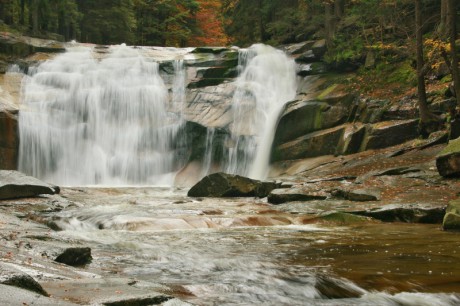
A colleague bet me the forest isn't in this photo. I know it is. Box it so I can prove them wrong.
[1,1,460,124]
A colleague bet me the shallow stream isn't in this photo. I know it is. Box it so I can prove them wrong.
[46,187,460,305]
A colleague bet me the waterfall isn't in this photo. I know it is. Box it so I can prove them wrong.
[18,45,184,186]
[18,43,296,186]
[224,44,297,180]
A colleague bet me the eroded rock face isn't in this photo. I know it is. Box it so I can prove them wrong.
[267,187,328,204]
[187,172,281,198]
[0,170,58,200]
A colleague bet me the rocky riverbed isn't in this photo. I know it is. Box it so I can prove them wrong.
[1,138,460,305]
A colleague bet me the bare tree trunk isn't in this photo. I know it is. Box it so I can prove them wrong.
[325,2,334,46]
[31,0,39,35]
[415,0,431,124]
[334,0,345,19]
[449,0,460,107]
[439,0,449,37]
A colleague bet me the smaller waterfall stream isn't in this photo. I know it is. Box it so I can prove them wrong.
[225,44,296,179]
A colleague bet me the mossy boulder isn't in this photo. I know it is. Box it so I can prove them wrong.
[273,100,349,146]
[442,199,460,230]
[436,137,460,177]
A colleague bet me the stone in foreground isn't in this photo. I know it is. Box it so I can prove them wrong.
[443,199,460,230]
[436,137,460,177]
[55,247,92,267]
[0,170,59,200]
[187,172,280,198]
[0,264,49,296]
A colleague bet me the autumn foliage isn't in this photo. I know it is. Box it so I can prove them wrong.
[189,0,229,46]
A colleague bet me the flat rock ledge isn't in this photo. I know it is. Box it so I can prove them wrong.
[0,170,59,200]
[187,172,281,197]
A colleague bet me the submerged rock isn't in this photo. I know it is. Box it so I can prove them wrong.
[315,274,365,299]
[352,204,446,224]
[55,247,92,267]
[443,199,460,230]
[0,170,59,200]
[187,172,281,198]
[267,187,328,204]
[436,137,460,177]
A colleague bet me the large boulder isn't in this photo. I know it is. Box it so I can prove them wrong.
[361,119,419,150]
[0,170,59,200]
[272,125,345,162]
[187,172,281,198]
[273,100,349,146]
[436,137,460,177]
[442,199,460,230]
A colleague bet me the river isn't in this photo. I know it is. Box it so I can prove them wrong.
[41,187,460,306]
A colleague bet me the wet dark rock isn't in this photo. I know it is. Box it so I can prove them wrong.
[436,137,460,177]
[351,204,446,223]
[192,47,228,54]
[0,111,18,170]
[187,172,281,198]
[0,265,49,296]
[267,187,328,204]
[333,188,380,202]
[0,170,58,200]
[55,247,92,266]
[442,199,460,230]
[315,274,365,299]
[102,295,173,306]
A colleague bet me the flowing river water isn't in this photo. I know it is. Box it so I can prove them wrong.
[44,187,460,306]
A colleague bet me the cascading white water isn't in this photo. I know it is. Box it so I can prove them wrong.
[225,44,297,179]
[18,45,184,186]
[18,43,297,186]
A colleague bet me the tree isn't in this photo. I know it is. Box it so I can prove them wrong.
[188,0,228,46]
[415,0,440,135]
[448,0,460,107]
